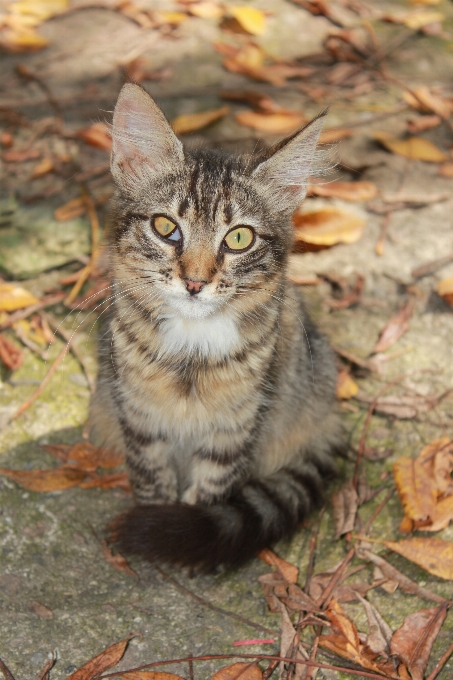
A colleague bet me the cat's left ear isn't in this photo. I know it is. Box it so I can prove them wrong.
[252,112,327,208]
[111,83,184,191]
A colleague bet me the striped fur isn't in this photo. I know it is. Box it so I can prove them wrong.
[90,84,342,570]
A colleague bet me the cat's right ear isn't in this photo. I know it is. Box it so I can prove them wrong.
[111,83,184,190]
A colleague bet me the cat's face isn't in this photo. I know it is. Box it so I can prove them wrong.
[109,85,325,321]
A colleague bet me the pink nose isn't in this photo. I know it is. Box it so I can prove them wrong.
[185,279,205,295]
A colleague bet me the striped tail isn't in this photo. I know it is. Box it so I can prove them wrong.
[113,458,336,571]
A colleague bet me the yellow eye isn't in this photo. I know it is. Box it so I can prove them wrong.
[154,216,178,238]
[224,227,254,251]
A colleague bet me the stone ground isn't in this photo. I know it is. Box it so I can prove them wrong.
[1,0,453,678]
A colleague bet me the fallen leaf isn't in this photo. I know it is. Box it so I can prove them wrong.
[373,297,415,354]
[438,277,453,306]
[77,123,112,151]
[356,594,392,656]
[390,604,448,680]
[235,110,305,134]
[66,442,124,471]
[407,114,442,134]
[318,128,352,144]
[219,42,310,86]
[221,90,285,113]
[308,180,377,202]
[403,87,452,118]
[384,538,453,580]
[293,208,365,248]
[429,495,453,531]
[374,131,447,162]
[31,156,54,178]
[0,467,86,492]
[187,2,224,20]
[336,371,359,400]
[0,283,39,312]
[29,600,54,619]
[393,456,437,525]
[382,9,444,31]
[68,637,135,680]
[80,472,131,492]
[12,0,68,23]
[212,662,262,680]
[438,162,453,178]
[228,6,266,35]
[54,197,86,221]
[258,548,299,583]
[155,11,187,24]
[331,479,358,539]
[0,30,49,52]
[3,148,41,162]
[101,540,139,579]
[171,106,229,135]
[356,392,446,420]
[0,334,24,370]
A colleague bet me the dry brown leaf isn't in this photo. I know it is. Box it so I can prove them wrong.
[0,467,86,492]
[393,458,437,525]
[407,114,442,134]
[221,90,282,113]
[54,197,86,221]
[403,87,452,118]
[228,6,266,35]
[0,283,39,312]
[383,9,444,30]
[258,548,299,583]
[66,442,124,471]
[331,479,358,539]
[235,110,305,134]
[187,2,224,20]
[356,392,445,420]
[0,334,24,370]
[373,297,414,354]
[308,180,377,202]
[293,208,365,248]
[429,495,453,531]
[320,599,398,677]
[318,128,352,144]
[80,472,131,492]
[220,43,308,87]
[384,538,453,580]
[101,540,139,580]
[390,604,448,680]
[438,162,453,178]
[0,30,49,52]
[438,277,453,306]
[374,131,447,162]
[68,637,135,680]
[336,370,359,400]
[29,600,54,619]
[155,11,188,24]
[212,662,262,680]
[31,156,54,178]
[432,440,453,494]
[77,123,112,151]
[171,106,229,135]
[356,594,392,656]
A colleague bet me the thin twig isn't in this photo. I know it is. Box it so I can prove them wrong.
[361,488,395,535]
[188,655,194,680]
[155,567,277,636]
[353,375,405,491]
[36,656,56,680]
[316,548,355,609]
[100,652,398,680]
[43,312,95,392]
[426,638,453,680]
[0,659,16,680]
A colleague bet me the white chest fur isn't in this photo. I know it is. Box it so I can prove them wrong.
[158,311,240,359]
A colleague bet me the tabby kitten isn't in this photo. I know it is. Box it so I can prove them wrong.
[90,83,341,570]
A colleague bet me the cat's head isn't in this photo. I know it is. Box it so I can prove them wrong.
[109,84,325,320]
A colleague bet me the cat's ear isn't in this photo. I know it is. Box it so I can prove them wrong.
[111,83,184,189]
[252,112,327,208]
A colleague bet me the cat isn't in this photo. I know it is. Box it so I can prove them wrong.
[89,83,342,571]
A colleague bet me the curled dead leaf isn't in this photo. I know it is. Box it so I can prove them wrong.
[403,87,452,118]
[235,110,305,134]
[308,180,377,202]
[31,156,54,178]
[171,106,229,135]
[373,297,415,354]
[331,479,358,539]
[318,128,352,144]
[101,540,138,580]
[336,370,359,400]
[77,123,112,151]
[437,277,453,306]
[0,467,86,492]
[0,283,39,312]
[68,637,135,680]
[293,208,365,248]
[227,6,266,35]
[258,548,299,583]
[374,131,447,162]
[0,333,24,370]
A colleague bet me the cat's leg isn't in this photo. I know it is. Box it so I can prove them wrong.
[182,444,250,505]
[121,427,177,504]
